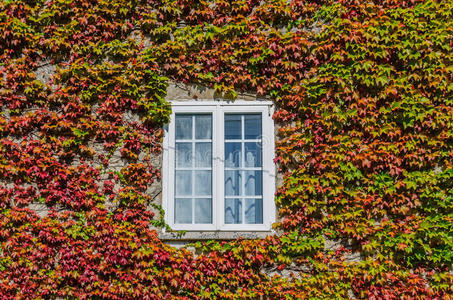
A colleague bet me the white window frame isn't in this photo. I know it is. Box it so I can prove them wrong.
[162,100,275,231]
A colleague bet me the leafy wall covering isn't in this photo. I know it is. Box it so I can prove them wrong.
[0,0,452,298]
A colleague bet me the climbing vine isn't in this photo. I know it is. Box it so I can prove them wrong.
[0,0,451,298]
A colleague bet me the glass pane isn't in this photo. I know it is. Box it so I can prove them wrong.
[244,114,261,139]
[195,143,212,167]
[225,198,242,224]
[195,115,212,139]
[244,171,262,196]
[245,198,263,224]
[175,170,192,196]
[175,115,192,139]
[176,143,192,168]
[175,198,192,224]
[225,115,241,139]
[225,142,241,168]
[195,198,212,224]
[244,142,262,167]
[225,170,242,196]
[194,171,211,196]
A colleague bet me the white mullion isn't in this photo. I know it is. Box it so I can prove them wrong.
[257,122,263,199]
[262,109,273,228]
[241,114,245,224]
[216,105,223,229]
[176,139,212,143]
[177,195,213,198]
[191,115,196,224]
[176,167,212,171]
[256,114,263,223]
[225,196,263,199]
[225,139,260,143]
[225,167,261,171]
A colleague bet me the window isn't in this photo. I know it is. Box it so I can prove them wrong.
[162,101,275,231]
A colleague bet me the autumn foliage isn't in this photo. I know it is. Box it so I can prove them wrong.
[0,0,452,298]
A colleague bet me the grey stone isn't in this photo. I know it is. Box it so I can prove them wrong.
[165,82,217,101]
[27,203,49,218]
[324,237,342,251]
[344,252,361,262]
[34,60,56,87]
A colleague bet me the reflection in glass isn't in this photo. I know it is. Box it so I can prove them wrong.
[174,114,213,224]
[176,143,192,168]
[175,115,192,139]
[244,171,262,196]
[225,115,241,139]
[244,142,261,167]
[245,198,263,224]
[175,171,192,196]
[225,171,241,196]
[175,198,192,224]
[195,143,211,167]
[195,171,212,196]
[195,115,212,139]
[244,114,261,139]
[225,142,241,168]
[225,198,242,224]
[195,198,212,224]
[223,113,264,225]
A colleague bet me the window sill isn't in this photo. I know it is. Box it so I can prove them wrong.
[159,230,275,241]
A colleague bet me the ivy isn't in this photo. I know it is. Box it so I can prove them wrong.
[0,0,451,298]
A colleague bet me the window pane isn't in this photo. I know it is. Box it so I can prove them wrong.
[244,114,261,139]
[175,198,192,224]
[195,198,212,224]
[194,171,211,196]
[244,171,262,196]
[223,114,265,226]
[195,115,212,139]
[176,143,192,168]
[245,198,263,224]
[225,142,241,168]
[195,142,211,167]
[225,198,242,224]
[225,115,241,139]
[225,170,242,196]
[244,142,261,167]
[175,115,192,139]
[175,170,192,196]
[174,114,213,224]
